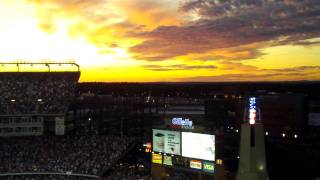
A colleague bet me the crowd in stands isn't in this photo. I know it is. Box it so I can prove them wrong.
[0,135,134,176]
[1,174,97,180]
[106,163,150,180]
[170,172,193,180]
[0,72,79,114]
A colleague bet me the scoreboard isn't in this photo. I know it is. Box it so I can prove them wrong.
[152,129,216,174]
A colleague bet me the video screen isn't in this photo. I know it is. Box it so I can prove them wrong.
[182,132,215,161]
[153,129,181,155]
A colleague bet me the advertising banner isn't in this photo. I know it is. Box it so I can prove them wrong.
[55,117,65,135]
[163,155,173,166]
[203,161,215,173]
[190,159,202,170]
[152,153,163,164]
[182,132,215,161]
[153,129,181,155]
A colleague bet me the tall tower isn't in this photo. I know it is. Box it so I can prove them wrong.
[237,97,269,180]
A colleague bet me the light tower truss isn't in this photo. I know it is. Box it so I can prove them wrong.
[0,61,80,72]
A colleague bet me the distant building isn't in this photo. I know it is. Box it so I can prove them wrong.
[259,93,307,134]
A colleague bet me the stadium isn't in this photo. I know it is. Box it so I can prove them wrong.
[0,62,139,179]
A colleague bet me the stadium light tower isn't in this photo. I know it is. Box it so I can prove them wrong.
[237,97,269,180]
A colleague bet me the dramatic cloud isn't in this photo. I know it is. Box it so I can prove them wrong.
[178,65,320,82]
[130,0,320,61]
[27,0,185,49]
[2,0,316,82]
[143,64,216,71]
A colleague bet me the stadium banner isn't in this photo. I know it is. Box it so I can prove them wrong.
[152,153,163,164]
[203,161,215,173]
[163,155,173,166]
[55,117,65,135]
[152,129,181,155]
[182,132,215,161]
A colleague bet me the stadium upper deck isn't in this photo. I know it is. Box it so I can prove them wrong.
[0,62,80,115]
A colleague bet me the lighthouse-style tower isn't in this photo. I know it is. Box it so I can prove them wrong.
[237,97,269,180]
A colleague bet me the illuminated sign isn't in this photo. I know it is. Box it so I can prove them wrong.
[144,142,152,153]
[145,149,151,153]
[152,153,163,164]
[216,159,223,165]
[203,161,215,173]
[172,118,194,129]
[163,155,173,166]
[249,97,257,125]
[190,160,202,170]
[143,142,152,149]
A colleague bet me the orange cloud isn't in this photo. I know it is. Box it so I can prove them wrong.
[117,0,184,30]
[129,0,320,61]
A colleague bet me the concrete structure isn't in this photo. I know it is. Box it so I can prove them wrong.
[237,97,269,180]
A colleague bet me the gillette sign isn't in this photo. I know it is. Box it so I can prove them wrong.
[249,97,257,125]
[172,118,194,129]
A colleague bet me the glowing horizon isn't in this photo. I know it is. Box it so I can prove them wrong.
[0,0,319,82]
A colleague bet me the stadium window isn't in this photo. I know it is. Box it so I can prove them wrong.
[5,128,13,133]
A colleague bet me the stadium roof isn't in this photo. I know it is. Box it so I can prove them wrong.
[0,62,80,72]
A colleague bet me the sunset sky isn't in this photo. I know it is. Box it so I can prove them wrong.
[0,0,319,82]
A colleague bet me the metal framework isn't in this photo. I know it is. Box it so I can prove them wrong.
[0,62,80,72]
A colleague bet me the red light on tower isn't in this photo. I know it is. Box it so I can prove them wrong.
[249,109,256,125]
